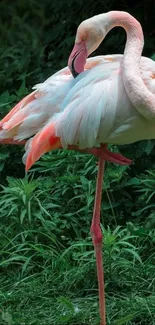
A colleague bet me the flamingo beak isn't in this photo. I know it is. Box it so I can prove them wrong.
[68,41,87,78]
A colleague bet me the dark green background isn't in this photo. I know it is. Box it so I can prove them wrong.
[0,1,155,325]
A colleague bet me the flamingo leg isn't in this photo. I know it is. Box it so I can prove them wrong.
[90,156,106,325]
[0,139,26,145]
[68,144,132,166]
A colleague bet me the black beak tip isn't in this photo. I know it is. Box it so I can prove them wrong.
[70,55,80,78]
[71,68,79,78]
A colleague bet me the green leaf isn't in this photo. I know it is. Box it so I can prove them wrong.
[113,313,136,324]
[58,296,75,313]
[151,53,155,61]
[122,248,142,263]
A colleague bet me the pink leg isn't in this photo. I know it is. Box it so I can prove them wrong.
[0,139,26,145]
[68,145,132,166]
[91,157,106,325]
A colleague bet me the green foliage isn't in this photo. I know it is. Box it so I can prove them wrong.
[0,159,155,324]
[0,0,155,324]
[0,218,155,324]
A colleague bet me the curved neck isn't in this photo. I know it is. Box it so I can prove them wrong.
[102,11,155,119]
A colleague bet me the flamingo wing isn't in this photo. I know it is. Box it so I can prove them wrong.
[49,58,122,149]
[0,55,121,142]
[23,55,155,170]
[23,57,123,169]
[0,67,73,140]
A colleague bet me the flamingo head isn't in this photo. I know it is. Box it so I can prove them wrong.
[68,14,109,77]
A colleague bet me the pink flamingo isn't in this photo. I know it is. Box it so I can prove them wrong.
[0,11,155,325]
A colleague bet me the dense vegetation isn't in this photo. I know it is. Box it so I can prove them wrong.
[0,1,155,324]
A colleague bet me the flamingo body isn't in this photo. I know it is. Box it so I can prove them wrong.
[53,55,155,148]
[0,55,155,169]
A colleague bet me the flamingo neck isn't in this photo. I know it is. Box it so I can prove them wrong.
[102,11,155,120]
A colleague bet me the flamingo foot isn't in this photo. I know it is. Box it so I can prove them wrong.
[90,144,132,165]
[0,139,26,145]
[68,144,132,166]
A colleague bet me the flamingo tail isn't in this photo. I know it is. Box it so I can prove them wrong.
[0,91,36,130]
[23,122,62,172]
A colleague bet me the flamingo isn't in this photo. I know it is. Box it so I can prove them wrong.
[0,10,155,325]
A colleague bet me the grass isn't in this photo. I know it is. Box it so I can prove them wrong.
[0,202,155,324]
[0,151,155,325]
[0,239,155,325]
